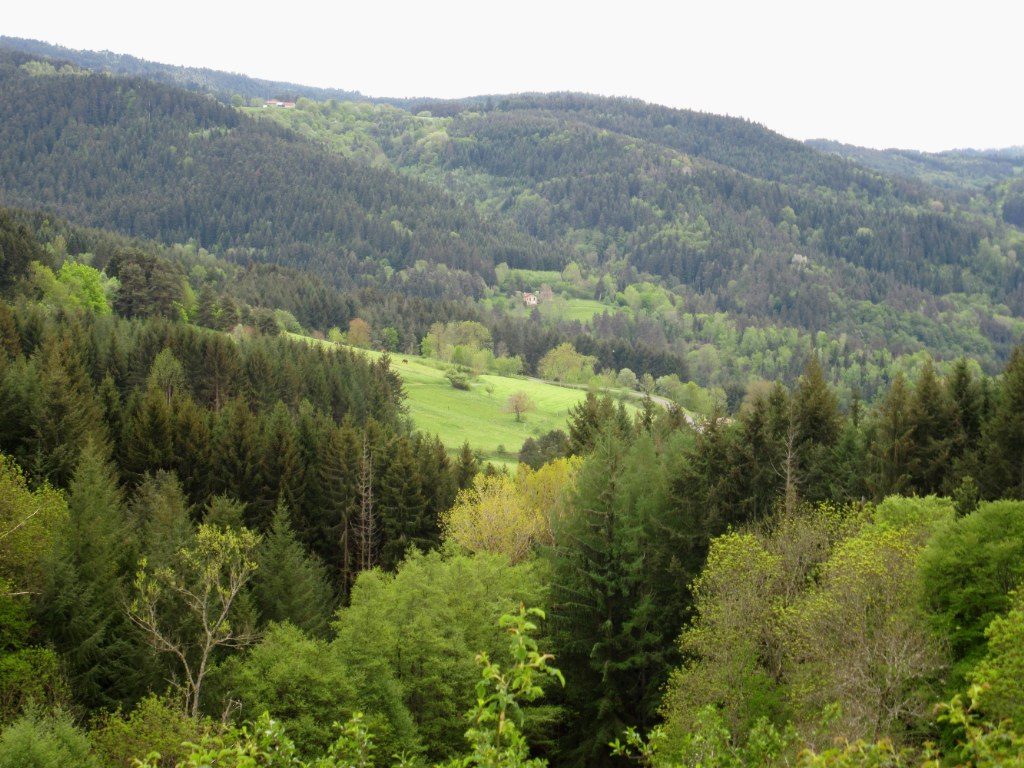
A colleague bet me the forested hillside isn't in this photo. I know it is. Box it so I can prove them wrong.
[2,40,1023,409]
[1,36,1024,768]
[0,49,556,288]
[807,138,1024,192]
[1,206,1024,766]
[0,35,365,102]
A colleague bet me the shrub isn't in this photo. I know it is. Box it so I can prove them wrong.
[0,710,96,768]
[446,369,472,390]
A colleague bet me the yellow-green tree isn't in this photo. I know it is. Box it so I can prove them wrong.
[129,524,260,717]
[442,459,580,563]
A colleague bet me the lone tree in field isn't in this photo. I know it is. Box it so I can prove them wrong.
[505,391,536,422]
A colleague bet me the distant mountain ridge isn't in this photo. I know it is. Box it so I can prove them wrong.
[807,138,1024,192]
[0,35,365,103]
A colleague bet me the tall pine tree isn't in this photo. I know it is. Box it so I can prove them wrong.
[252,503,334,636]
[38,440,148,709]
[983,346,1024,498]
[550,431,668,768]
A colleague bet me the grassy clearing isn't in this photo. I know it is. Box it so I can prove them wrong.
[545,298,615,322]
[395,361,592,468]
[291,334,635,467]
[498,297,619,323]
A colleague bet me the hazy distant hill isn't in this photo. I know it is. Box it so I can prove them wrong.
[807,138,1024,192]
[0,35,365,103]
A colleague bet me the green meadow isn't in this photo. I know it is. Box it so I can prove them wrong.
[293,335,635,467]
[390,357,593,467]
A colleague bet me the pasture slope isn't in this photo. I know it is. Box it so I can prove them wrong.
[292,334,638,467]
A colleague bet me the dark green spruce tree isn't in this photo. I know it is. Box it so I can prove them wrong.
[376,437,430,571]
[791,355,842,504]
[908,360,958,495]
[455,441,479,489]
[252,502,334,636]
[946,358,984,482]
[982,346,1024,498]
[30,334,106,485]
[867,374,915,498]
[37,439,148,709]
[550,430,669,768]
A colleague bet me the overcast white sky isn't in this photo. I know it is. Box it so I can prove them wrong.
[5,0,1022,151]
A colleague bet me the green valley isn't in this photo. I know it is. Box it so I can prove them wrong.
[0,28,1024,768]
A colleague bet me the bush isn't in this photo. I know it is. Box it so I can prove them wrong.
[616,368,639,390]
[968,588,1024,726]
[211,623,360,757]
[518,430,570,469]
[90,695,205,768]
[445,369,472,390]
[0,710,96,768]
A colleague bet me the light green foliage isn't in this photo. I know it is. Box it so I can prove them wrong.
[0,627,65,723]
[421,322,493,363]
[797,687,1024,767]
[90,694,207,768]
[333,550,547,761]
[613,708,797,768]
[0,709,96,768]
[655,376,721,415]
[0,454,67,593]
[139,607,560,768]
[784,520,944,744]
[661,533,785,744]
[661,505,853,750]
[0,456,70,721]
[420,322,521,377]
[214,623,363,757]
[56,261,115,314]
[442,460,576,563]
[129,524,261,717]
[620,689,1024,767]
[245,97,439,167]
[616,368,639,391]
[537,344,596,385]
[871,495,955,537]
[662,499,947,752]
[274,308,304,334]
[931,687,1024,767]
[30,260,114,315]
[617,282,673,314]
[454,607,564,768]
[967,589,1024,726]
[919,500,1024,672]
[18,60,87,77]
[796,739,918,767]
[134,710,376,768]
[146,349,187,402]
